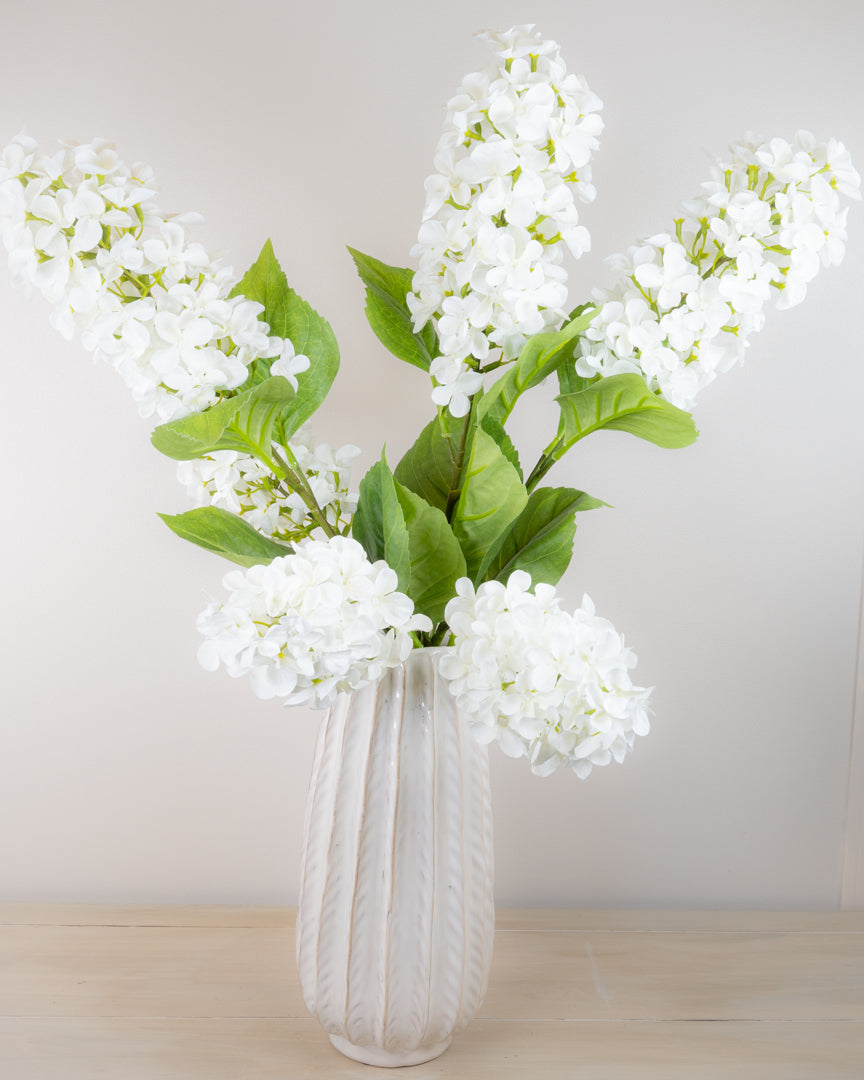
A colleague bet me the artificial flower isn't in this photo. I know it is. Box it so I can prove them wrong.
[576,131,861,409]
[0,134,303,421]
[197,536,431,709]
[440,572,651,778]
[408,24,603,416]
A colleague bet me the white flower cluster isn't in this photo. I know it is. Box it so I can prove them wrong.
[0,134,310,421]
[197,536,432,709]
[439,572,651,778]
[576,131,861,410]
[408,24,603,417]
[177,425,360,540]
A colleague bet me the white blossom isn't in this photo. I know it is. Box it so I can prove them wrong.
[269,337,311,388]
[408,25,603,416]
[197,537,432,709]
[576,131,861,410]
[0,134,304,421]
[439,572,652,778]
[177,424,359,539]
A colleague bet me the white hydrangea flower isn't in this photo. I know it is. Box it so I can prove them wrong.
[439,572,652,778]
[576,131,861,410]
[269,337,310,388]
[176,424,360,540]
[0,134,304,421]
[197,536,432,709]
[408,25,603,417]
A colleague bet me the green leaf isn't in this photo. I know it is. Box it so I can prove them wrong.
[151,377,295,462]
[210,376,296,457]
[452,427,528,580]
[347,247,437,372]
[394,409,468,513]
[232,240,340,436]
[477,486,607,587]
[479,306,596,425]
[158,506,292,567]
[151,390,253,461]
[555,373,698,454]
[394,483,466,625]
[417,318,439,363]
[556,357,591,399]
[479,413,522,479]
[551,359,591,449]
[278,287,340,439]
[230,238,293,338]
[352,452,411,593]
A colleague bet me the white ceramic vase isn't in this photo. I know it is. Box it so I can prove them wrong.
[296,647,495,1067]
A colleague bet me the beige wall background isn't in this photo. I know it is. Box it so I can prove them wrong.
[1,0,863,908]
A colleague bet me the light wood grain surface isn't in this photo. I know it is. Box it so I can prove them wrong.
[1,906,862,1078]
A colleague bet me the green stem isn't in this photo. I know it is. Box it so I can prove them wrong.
[416,622,452,649]
[477,358,507,374]
[525,435,564,493]
[270,447,337,539]
[430,623,452,647]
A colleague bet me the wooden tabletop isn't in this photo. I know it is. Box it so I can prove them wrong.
[1,905,862,1078]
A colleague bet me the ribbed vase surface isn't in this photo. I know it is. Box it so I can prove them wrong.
[296,647,495,1067]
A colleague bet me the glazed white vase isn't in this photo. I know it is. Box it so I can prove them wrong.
[296,647,495,1067]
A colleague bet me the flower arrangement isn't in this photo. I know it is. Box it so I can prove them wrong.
[1,25,858,782]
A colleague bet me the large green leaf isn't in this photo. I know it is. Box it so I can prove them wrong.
[394,409,469,514]
[452,427,528,579]
[394,483,466,625]
[158,506,292,567]
[347,247,437,372]
[232,240,340,437]
[556,373,698,453]
[477,486,607,587]
[479,307,596,426]
[151,376,295,462]
[352,452,411,593]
